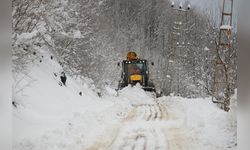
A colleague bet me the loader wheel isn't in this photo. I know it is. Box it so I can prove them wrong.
[118,81,126,90]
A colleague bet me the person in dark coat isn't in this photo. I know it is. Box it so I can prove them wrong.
[60,72,67,86]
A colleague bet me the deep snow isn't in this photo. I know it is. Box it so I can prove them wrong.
[13,48,237,150]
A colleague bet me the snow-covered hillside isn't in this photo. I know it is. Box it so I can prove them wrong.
[13,49,237,150]
[12,47,134,149]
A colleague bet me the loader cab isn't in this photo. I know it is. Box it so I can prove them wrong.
[117,51,156,92]
[118,59,153,90]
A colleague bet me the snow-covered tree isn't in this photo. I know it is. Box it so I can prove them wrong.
[13,0,237,97]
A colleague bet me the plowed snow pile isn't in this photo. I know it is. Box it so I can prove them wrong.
[158,96,237,150]
[13,48,236,150]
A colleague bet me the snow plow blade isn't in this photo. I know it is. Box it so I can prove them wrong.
[142,86,156,92]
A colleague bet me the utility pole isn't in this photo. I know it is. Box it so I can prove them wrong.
[212,0,234,111]
[169,1,191,96]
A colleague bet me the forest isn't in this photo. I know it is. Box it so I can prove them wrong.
[12,0,237,98]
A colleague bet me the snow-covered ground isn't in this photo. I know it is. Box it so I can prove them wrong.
[13,48,237,150]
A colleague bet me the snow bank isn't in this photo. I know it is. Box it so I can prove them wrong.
[159,96,237,150]
[13,47,102,142]
[117,84,155,105]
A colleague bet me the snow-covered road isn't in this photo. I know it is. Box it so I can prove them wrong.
[89,100,193,150]
[110,102,168,150]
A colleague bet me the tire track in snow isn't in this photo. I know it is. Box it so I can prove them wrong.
[110,102,168,150]
[88,102,172,150]
[146,105,153,121]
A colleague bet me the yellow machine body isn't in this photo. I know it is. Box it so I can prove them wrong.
[130,74,142,81]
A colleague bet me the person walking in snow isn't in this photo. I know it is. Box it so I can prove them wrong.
[60,71,67,86]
